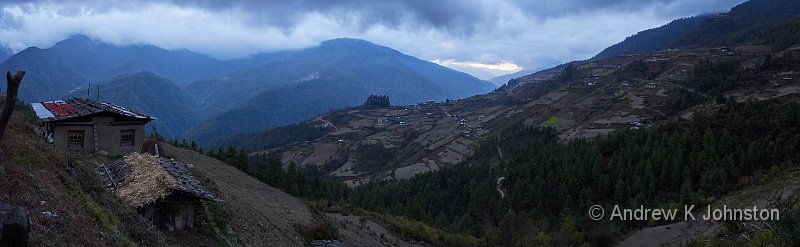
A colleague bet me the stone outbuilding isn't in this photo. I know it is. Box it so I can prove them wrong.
[101,153,220,233]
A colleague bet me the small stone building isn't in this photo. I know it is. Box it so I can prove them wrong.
[101,153,219,233]
[30,98,154,155]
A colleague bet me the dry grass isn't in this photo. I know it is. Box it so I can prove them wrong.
[0,107,167,246]
[116,153,181,207]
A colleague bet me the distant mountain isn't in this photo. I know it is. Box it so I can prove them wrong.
[68,71,200,139]
[0,35,233,101]
[0,35,493,144]
[594,0,800,59]
[2,47,88,101]
[488,69,537,87]
[593,16,709,59]
[0,46,11,62]
[188,38,495,143]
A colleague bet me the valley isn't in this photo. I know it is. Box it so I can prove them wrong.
[1,36,493,141]
[264,44,800,187]
[1,0,800,246]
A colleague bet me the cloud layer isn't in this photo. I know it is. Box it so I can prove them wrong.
[0,0,746,78]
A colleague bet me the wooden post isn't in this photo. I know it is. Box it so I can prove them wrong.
[0,71,25,143]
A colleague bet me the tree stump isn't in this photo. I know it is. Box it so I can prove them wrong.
[0,71,25,143]
[0,202,30,247]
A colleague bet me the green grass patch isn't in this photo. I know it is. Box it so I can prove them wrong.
[341,141,352,151]
[68,176,139,246]
[11,146,47,166]
[544,116,561,125]
[376,131,392,139]
[299,147,314,156]
[201,203,230,247]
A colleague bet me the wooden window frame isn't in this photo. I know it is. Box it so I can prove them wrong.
[67,130,84,149]
[120,129,135,147]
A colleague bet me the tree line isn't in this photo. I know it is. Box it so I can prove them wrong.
[183,95,800,245]
[349,98,800,245]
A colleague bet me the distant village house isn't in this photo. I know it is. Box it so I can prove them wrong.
[30,98,154,155]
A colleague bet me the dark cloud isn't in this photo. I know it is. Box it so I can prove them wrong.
[0,0,747,77]
[161,0,743,31]
[5,0,739,33]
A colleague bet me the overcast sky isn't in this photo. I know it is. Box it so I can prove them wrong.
[0,0,746,79]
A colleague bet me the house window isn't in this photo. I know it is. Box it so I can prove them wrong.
[67,130,84,149]
[120,129,135,146]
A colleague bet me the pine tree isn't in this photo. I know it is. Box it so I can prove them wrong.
[680,178,693,205]
[285,163,299,194]
[613,179,627,204]
[234,148,249,171]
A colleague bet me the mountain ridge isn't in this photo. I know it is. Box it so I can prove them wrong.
[240,0,800,189]
[0,45,11,62]
[488,69,538,87]
[592,15,709,59]
[66,71,200,139]
[594,0,800,59]
[0,34,234,101]
[186,38,495,143]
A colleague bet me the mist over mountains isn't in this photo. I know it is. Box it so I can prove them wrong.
[0,35,245,101]
[0,46,11,62]
[3,35,493,141]
[4,0,800,246]
[185,38,494,143]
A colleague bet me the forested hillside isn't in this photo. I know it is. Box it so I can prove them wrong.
[0,35,234,101]
[675,0,800,49]
[595,0,800,59]
[348,97,800,245]
[212,123,329,152]
[7,0,800,246]
[220,31,800,245]
[593,16,708,59]
[1,35,494,145]
[188,38,494,144]
[67,71,201,139]
[203,74,800,245]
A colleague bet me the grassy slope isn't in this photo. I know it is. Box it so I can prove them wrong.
[0,104,166,246]
[0,100,456,246]
[0,103,316,246]
[160,142,317,246]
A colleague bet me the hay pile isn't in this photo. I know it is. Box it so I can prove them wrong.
[116,153,181,207]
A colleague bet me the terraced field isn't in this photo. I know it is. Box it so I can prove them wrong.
[272,45,800,186]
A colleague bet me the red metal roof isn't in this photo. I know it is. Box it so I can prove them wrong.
[30,98,155,122]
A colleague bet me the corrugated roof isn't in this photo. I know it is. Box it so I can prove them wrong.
[31,102,55,119]
[30,98,155,122]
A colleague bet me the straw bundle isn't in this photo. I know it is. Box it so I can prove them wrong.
[116,153,181,207]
